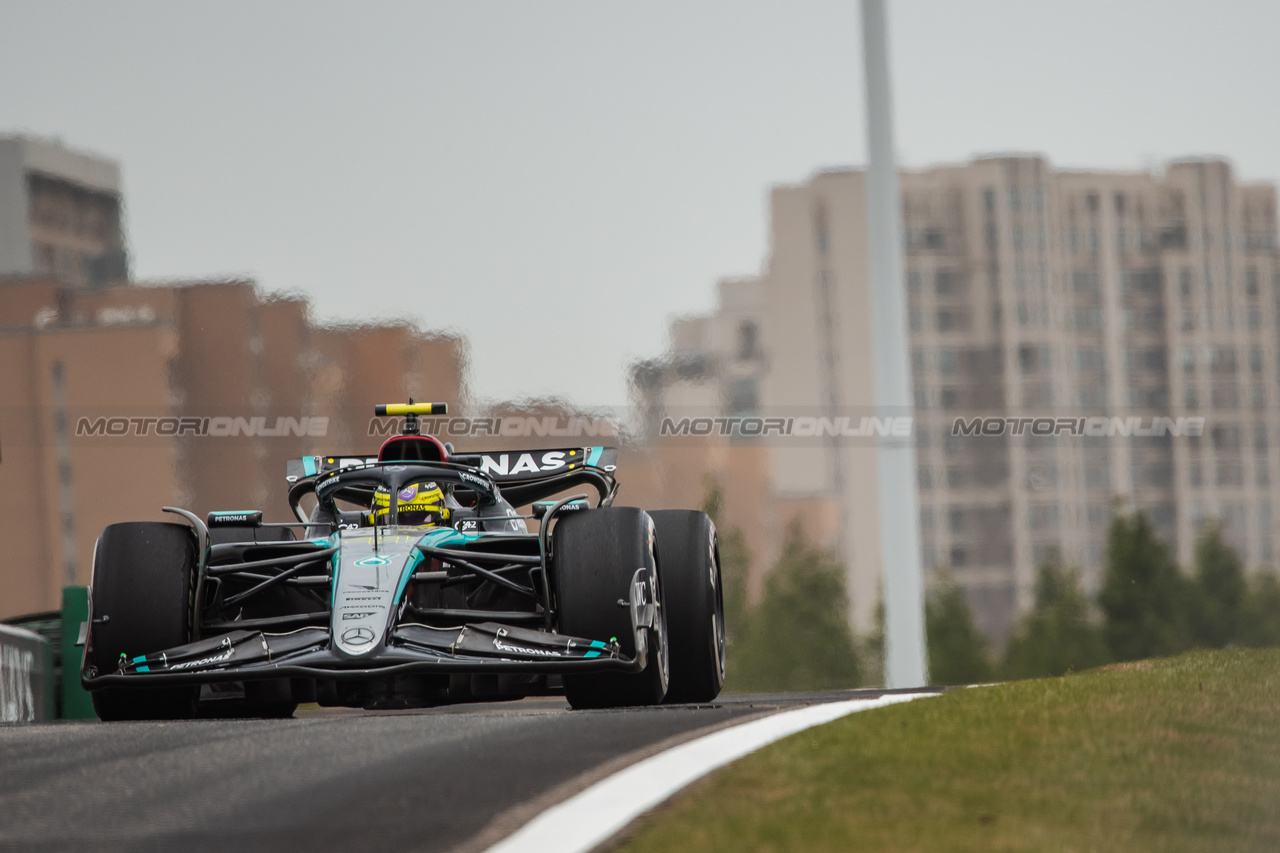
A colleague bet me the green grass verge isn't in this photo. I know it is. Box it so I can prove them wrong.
[616,649,1280,852]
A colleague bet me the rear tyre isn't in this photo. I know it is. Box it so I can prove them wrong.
[86,522,200,721]
[554,507,668,709]
[650,510,726,703]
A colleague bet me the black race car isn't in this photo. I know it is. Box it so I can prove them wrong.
[81,402,725,719]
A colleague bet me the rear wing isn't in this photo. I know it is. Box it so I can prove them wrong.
[285,446,618,485]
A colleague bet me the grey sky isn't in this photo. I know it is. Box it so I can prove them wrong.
[3,1,1277,407]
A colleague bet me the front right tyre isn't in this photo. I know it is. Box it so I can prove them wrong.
[553,507,668,709]
[649,510,726,703]
[85,522,200,721]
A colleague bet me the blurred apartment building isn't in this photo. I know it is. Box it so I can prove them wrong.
[633,155,1280,643]
[0,135,129,288]
[0,136,467,619]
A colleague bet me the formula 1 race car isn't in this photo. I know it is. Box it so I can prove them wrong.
[80,403,726,720]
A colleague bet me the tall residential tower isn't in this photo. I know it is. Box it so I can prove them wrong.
[635,155,1280,643]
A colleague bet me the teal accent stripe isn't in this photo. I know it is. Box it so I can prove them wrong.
[136,665,150,672]
[589,640,606,649]
[331,541,341,607]
[586,446,603,468]
[393,528,483,604]
[583,651,600,659]
[303,456,317,476]
[394,550,425,605]
[132,655,147,663]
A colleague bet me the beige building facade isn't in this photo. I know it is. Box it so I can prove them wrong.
[0,276,468,620]
[636,155,1280,643]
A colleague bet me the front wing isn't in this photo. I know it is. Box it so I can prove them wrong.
[83,570,658,689]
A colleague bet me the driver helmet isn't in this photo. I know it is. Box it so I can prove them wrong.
[371,481,450,527]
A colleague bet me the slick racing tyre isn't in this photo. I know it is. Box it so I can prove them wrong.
[86,522,200,721]
[554,507,668,709]
[649,510,726,703]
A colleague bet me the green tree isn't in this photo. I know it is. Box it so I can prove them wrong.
[1240,573,1280,647]
[727,520,861,692]
[700,478,751,650]
[926,572,992,686]
[857,596,886,689]
[1003,552,1109,679]
[1187,521,1247,648]
[1098,507,1188,662]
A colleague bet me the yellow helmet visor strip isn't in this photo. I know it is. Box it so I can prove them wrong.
[371,483,450,523]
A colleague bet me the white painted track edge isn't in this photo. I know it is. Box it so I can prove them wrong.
[482,691,936,853]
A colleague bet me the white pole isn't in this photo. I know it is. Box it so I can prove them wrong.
[860,0,928,688]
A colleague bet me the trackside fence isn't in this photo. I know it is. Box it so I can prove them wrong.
[0,623,55,722]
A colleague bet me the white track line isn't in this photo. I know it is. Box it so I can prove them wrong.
[483,691,937,853]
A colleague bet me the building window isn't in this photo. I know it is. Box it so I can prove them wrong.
[1216,461,1244,486]
[1085,465,1110,489]
[936,308,967,332]
[727,378,758,415]
[983,188,995,212]
[1028,504,1061,530]
[814,205,830,254]
[1211,384,1239,408]
[1247,268,1260,296]
[1180,268,1192,295]
[935,270,964,296]
[737,321,760,360]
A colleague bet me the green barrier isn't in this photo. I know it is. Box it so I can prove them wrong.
[60,587,97,719]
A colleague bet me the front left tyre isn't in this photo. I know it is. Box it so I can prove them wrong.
[85,522,200,721]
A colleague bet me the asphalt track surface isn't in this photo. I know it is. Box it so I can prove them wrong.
[0,688,908,853]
